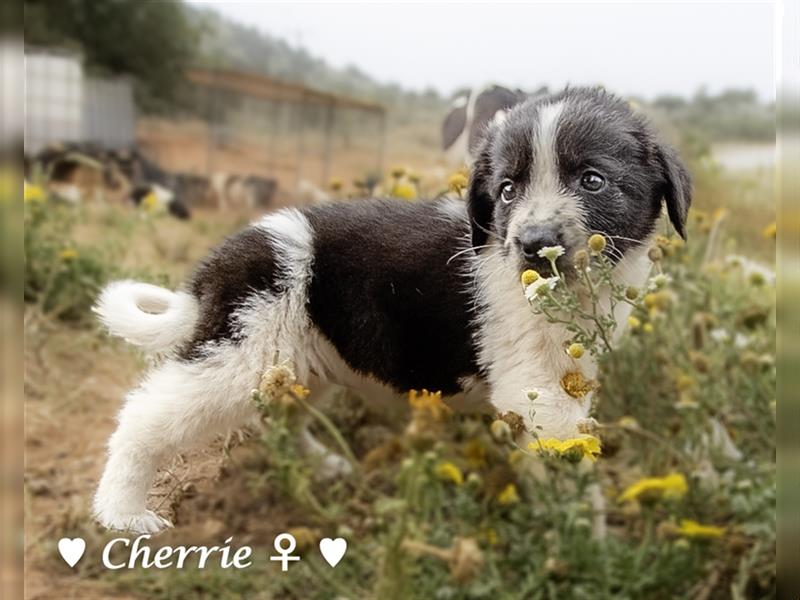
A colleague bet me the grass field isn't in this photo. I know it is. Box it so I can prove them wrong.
[23,156,775,599]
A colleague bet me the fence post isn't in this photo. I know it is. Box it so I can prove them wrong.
[321,101,336,185]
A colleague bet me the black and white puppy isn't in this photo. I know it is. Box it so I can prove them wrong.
[93,87,691,533]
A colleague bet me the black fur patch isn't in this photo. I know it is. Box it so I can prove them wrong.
[305,200,480,394]
[180,227,283,359]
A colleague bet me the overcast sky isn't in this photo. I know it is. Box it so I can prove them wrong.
[187,1,775,101]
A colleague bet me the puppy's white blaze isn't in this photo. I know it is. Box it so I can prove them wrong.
[94,280,198,354]
[531,101,564,196]
[506,100,587,247]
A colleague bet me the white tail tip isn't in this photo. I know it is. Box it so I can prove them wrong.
[94,281,198,354]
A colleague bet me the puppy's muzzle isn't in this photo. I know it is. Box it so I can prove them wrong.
[517,224,564,272]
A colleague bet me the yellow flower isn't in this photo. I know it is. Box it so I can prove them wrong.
[643,323,654,334]
[676,519,725,538]
[508,449,526,467]
[521,269,540,287]
[409,389,451,421]
[496,483,520,505]
[463,438,487,468]
[560,371,597,398]
[328,177,343,192]
[290,384,310,399]
[617,416,639,429]
[482,528,499,546]
[58,248,78,262]
[142,192,160,211]
[435,461,464,486]
[627,316,641,330]
[392,183,417,201]
[587,233,606,253]
[675,372,695,391]
[530,436,602,462]
[448,172,469,194]
[762,222,776,239]
[712,207,728,223]
[567,343,585,359]
[644,291,671,312]
[618,473,688,503]
[690,209,709,224]
[24,182,45,203]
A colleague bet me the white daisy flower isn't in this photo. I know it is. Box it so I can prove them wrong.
[709,328,730,343]
[537,245,565,261]
[525,276,559,301]
[648,273,672,290]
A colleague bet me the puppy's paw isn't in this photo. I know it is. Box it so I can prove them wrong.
[96,508,173,535]
[315,453,353,481]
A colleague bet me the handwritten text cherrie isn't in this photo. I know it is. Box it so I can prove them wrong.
[102,535,254,570]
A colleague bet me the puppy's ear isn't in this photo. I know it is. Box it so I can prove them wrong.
[656,143,693,239]
[467,127,497,249]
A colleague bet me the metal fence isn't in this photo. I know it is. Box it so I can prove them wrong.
[184,67,388,189]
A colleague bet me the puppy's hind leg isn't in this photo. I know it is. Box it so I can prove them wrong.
[93,356,257,534]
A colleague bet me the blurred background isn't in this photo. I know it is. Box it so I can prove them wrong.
[18,2,780,599]
[22,0,775,241]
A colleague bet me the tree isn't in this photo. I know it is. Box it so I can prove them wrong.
[24,0,198,111]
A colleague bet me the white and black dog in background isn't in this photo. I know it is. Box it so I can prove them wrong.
[93,87,691,533]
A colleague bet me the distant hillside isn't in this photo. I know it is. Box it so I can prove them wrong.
[186,4,446,122]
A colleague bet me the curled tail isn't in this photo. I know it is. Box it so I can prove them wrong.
[94,280,199,354]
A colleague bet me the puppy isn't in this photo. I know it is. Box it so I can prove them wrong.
[92,87,691,533]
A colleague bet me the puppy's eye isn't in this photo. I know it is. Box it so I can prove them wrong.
[500,180,516,203]
[580,171,605,192]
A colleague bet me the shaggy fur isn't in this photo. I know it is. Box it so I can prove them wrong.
[92,87,691,533]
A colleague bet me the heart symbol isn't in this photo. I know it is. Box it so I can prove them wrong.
[319,537,347,567]
[58,537,86,568]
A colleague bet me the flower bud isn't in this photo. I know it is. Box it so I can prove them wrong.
[573,249,590,270]
[567,343,585,359]
[625,286,639,301]
[521,269,540,287]
[587,233,607,253]
[648,246,663,262]
[490,419,512,443]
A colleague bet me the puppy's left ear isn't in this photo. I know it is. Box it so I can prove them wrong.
[656,144,693,239]
[467,126,497,249]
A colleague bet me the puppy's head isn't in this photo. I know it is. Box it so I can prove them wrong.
[467,87,692,276]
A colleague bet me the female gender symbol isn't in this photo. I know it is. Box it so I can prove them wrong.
[269,533,300,571]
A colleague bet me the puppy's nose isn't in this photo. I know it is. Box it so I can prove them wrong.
[518,225,561,261]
